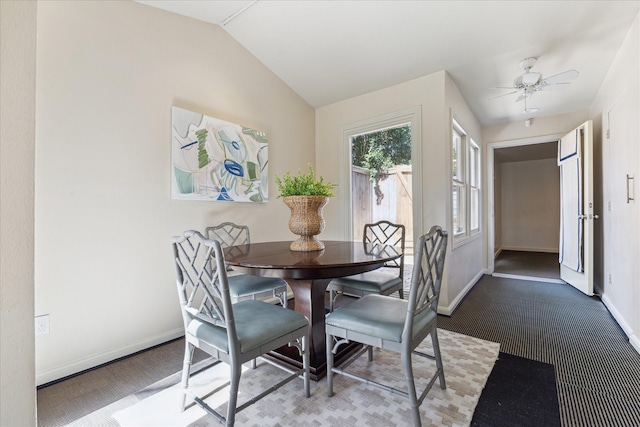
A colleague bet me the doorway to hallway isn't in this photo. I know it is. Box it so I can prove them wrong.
[488,136,563,284]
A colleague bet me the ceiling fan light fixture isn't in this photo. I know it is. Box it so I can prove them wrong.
[522,72,541,86]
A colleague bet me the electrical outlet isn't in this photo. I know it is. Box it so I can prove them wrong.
[608,274,612,285]
[35,315,50,335]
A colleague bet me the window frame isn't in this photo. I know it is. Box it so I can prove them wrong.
[451,118,481,248]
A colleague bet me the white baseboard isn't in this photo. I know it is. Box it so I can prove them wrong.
[501,246,559,254]
[36,327,185,386]
[601,294,640,356]
[437,269,486,316]
[492,272,565,284]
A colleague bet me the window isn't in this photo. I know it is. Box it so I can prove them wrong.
[452,119,480,244]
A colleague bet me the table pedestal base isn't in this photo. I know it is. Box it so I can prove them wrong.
[267,277,360,380]
[264,341,361,381]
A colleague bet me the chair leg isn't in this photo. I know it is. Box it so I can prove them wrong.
[226,362,242,427]
[180,342,195,412]
[302,334,310,398]
[326,332,334,396]
[431,329,446,389]
[399,287,404,299]
[329,289,337,312]
[401,350,421,427]
[275,288,287,308]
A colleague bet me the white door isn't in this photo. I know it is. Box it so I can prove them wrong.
[558,120,595,295]
[606,99,639,320]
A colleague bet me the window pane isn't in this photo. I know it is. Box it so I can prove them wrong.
[453,184,466,235]
[452,129,462,181]
[470,187,479,231]
[470,144,478,187]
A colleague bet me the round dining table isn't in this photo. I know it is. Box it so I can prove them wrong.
[223,240,401,380]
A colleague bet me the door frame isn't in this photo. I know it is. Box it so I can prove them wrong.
[338,106,422,242]
[486,133,563,273]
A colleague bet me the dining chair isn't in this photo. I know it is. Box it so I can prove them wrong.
[328,220,405,311]
[325,225,448,427]
[205,222,288,308]
[171,230,310,426]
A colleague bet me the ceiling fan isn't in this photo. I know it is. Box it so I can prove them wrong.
[490,57,579,113]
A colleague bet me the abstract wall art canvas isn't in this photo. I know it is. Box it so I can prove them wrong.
[171,106,268,202]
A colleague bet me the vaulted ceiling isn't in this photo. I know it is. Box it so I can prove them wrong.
[138,1,639,126]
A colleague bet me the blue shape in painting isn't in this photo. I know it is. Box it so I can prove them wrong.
[224,159,244,177]
[232,140,240,150]
[180,141,198,150]
[217,187,234,201]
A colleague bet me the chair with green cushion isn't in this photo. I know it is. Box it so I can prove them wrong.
[171,230,310,426]
[328,220,405,311]
[325,225,448,427]
[205,222,288,308]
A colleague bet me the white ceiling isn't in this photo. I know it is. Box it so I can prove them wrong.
[137,0,639,126]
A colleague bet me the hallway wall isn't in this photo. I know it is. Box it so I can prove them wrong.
[500,158,560,253]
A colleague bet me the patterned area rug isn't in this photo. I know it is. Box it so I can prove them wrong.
[99,330,498,427]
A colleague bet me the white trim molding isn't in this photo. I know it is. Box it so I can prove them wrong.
[339,106,422,241]
[601,294,640,355]
[437,269,487,316]
[36,327,184,386]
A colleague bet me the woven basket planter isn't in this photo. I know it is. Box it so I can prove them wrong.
[283,195,329,251]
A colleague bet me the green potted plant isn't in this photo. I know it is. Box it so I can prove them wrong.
[274,165,337,251]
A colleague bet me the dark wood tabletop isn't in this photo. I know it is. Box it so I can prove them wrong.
[222,240,401,380]
[223,240,400,279]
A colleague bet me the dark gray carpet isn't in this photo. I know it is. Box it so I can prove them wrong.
[472,352,560,427]
[438,275,640,427]
[494,250,561,280]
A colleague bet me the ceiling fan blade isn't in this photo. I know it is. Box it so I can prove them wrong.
[542,82,572,91]
[488,90,518,100]
[515,94,526,102]
[543,69,579,85]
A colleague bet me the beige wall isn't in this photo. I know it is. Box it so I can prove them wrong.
[500,158,560,252]
[35,1,315,384]
[0,1,37,424]
[316,72,446,241]
[316,71,484,314]
[590,13,640,352]
[443,73,485,311]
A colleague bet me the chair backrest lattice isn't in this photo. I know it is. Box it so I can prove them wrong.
[205,222,250,248]
[205,222,252,260]
[363,220,406,273]
[172,230,236,341]
[405,226,448,330]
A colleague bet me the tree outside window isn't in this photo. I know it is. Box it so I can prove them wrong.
[352,125,411,205]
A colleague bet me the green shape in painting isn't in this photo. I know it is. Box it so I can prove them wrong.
[246,161,259,180]
[196,129,211,169]
[242,127,268,144]
[174,167,194,193]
